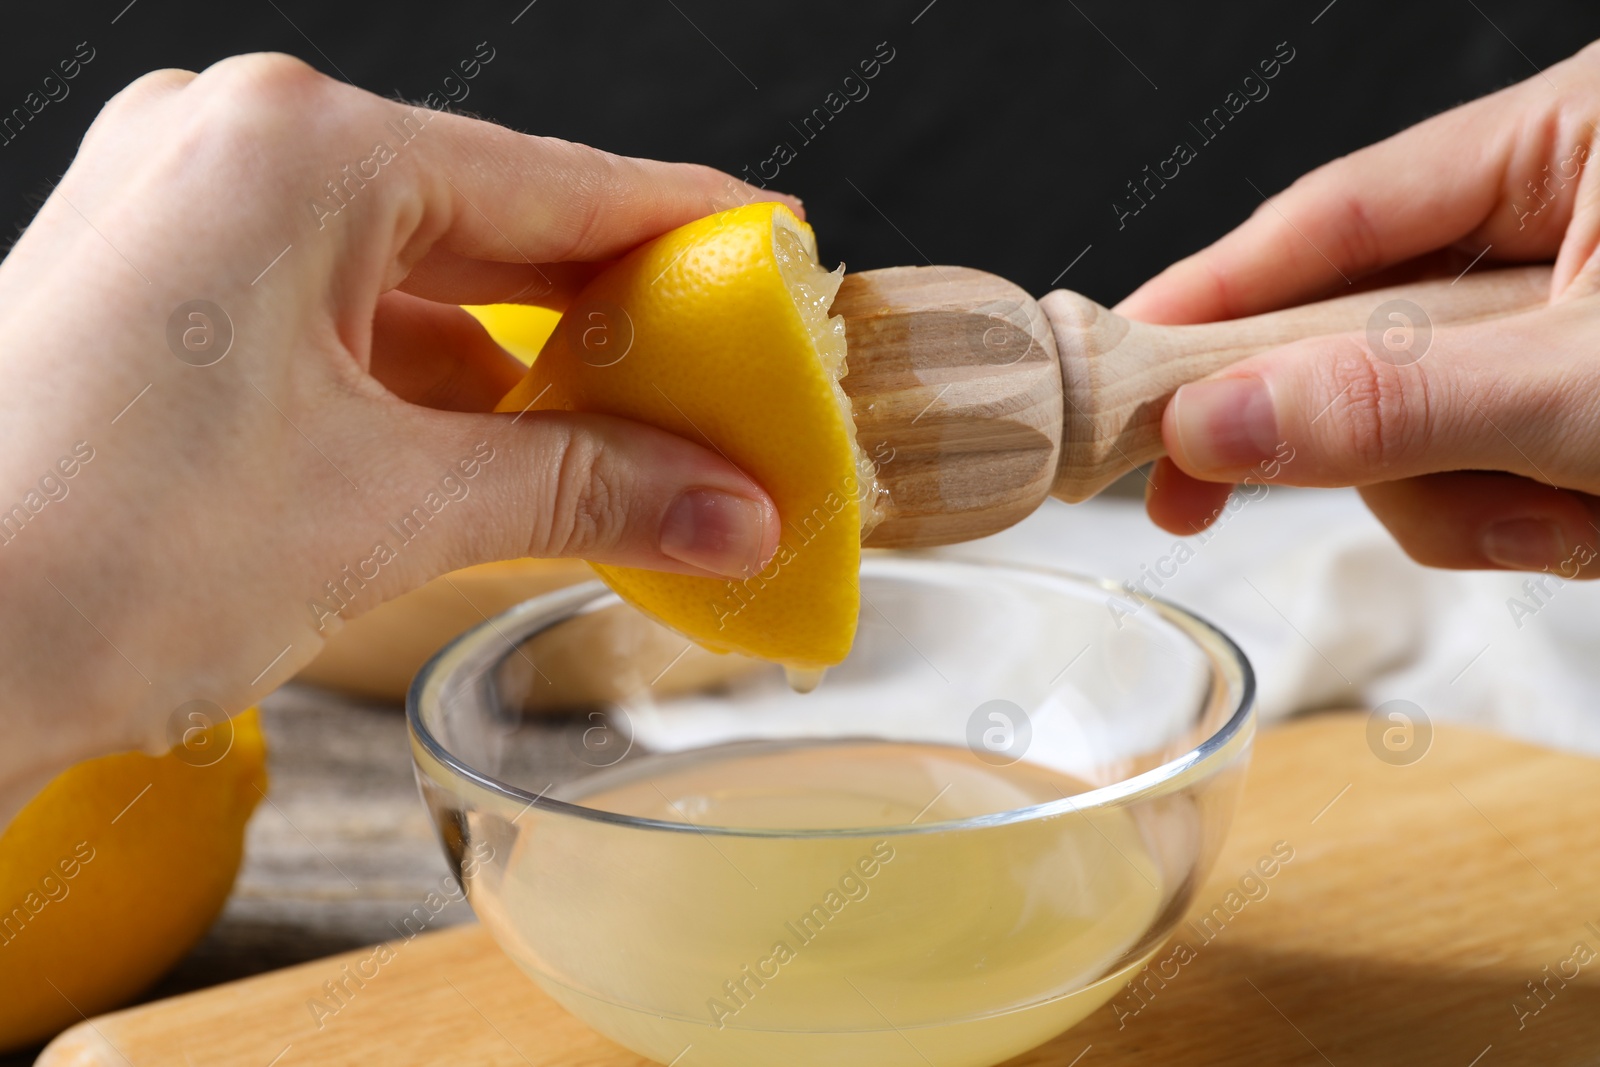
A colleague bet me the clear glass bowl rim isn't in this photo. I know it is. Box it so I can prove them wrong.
[407,556,1257,839]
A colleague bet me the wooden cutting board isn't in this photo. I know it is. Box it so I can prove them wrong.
[39,712,1600,1066]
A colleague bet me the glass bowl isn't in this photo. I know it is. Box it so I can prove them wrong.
[408,556,1255,1067]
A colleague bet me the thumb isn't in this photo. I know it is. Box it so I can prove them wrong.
[374,405,780,591]
[1160,303,1595,491]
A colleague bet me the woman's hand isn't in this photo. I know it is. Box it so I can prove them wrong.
[1121,40,1600,579]
[0,54,788,819]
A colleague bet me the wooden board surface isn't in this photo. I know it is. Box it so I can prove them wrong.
[39,712,1600,1066]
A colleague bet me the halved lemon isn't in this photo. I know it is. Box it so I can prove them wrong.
[1,710,267,1052]
[462,303,562,365]
[495,203,870,668]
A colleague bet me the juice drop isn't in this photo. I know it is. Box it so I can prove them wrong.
[783,665,827,694]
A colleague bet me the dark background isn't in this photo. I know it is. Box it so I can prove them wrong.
[4,0,1600,305]
[1,5,1598,1061]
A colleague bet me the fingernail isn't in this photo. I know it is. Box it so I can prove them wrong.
[659,489,769,578]
[1481,519,1565,570]
[1171,377,1280,473]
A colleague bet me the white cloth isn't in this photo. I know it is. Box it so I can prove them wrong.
[934,488,1600,754]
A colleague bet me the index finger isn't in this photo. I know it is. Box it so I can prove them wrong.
[1113,70,1567,325]
[392,115,802,305]
[170,56,801,306]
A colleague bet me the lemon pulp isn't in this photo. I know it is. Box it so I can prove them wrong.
[769,224,883,536]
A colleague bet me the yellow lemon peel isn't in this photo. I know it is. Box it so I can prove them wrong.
[495,203,870,668]
[0,709,267,1052]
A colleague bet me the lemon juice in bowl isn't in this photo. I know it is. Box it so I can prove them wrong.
[410,558,1256,1067]
[482,741,1165,1067]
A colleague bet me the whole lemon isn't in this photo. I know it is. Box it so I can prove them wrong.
[0,708,267,1052]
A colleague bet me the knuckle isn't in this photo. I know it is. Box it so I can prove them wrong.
[1310,337,1432,476]
[183,54,341,149]
[103,67,195,112]
[1285,167,1383,277]
[687,162,746,212]
[192,52,325,104]
[87,68,195,140]
[89,57,336,181]
[1568,37,1600,71]
[539,430,629,557]
[1191,254,1243,320]
[543,141,624,261]
[153,54,363,193]
[1327,190,1383,277]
